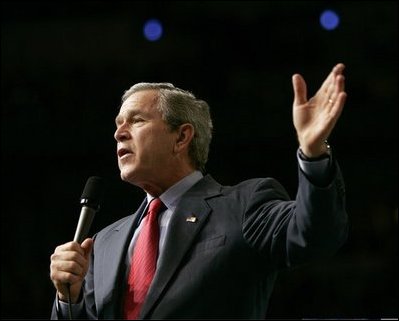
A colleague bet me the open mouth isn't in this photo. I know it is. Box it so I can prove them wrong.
[117,148,133,158]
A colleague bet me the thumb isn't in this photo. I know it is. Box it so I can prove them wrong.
[292,74,307,105]
[81,238,94,259]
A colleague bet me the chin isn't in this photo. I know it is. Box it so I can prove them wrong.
[120,167,140,185]
[120,172,133,183]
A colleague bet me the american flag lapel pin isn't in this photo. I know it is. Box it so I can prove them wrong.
[186,215,197,223]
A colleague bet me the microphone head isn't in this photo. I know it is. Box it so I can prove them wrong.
[80,176,105,209]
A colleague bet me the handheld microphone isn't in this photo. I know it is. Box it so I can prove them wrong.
[73,176,105,244]
[66,176,104,319]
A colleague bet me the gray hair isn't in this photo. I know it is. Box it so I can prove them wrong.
[122,82,213,172]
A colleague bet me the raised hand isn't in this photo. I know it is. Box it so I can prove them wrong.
[292,63,347,158]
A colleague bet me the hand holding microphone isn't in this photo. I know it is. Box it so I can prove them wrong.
[50,177,104,304]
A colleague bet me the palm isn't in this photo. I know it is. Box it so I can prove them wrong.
[292,63,347,157]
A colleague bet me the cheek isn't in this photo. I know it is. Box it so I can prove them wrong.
[157,133,176,153]
[136,127,175,157]
[147,127,174,146]
[143,140,169,161]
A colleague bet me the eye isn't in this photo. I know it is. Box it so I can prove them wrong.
[132,117,144,124]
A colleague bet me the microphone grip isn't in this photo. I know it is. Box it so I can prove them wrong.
[73,206,96,244]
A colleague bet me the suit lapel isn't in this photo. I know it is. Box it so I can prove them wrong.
[95,199,147,317]
[140,175,222,318]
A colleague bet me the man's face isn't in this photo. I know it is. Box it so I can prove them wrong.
[114,90,178,188]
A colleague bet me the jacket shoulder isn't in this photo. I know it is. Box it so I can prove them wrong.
[220,177,291,201]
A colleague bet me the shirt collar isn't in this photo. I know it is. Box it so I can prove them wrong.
[146,170,203,210]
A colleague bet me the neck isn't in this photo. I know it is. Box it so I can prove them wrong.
[141,167,197,197]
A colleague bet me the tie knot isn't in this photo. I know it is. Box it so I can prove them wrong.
[147,198,165,218]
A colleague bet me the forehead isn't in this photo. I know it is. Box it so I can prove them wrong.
[119,89,159,114]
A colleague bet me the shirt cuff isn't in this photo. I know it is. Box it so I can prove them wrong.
[57,296,84,318]
[297,149,332,186]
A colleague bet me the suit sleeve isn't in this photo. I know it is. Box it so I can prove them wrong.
[79,237,98,319]
[50,293,86,319]
[242,159,348,269]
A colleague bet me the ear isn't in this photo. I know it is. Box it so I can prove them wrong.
[174,123,195,153]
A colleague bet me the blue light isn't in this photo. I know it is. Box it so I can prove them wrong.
[320,10,340,31]
[143,19,163,41]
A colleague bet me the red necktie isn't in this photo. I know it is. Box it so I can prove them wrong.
[123,198,164,319]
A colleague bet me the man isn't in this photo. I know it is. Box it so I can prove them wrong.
[50,63,348,319]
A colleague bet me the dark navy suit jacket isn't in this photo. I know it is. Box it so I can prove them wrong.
[52,163,348,319]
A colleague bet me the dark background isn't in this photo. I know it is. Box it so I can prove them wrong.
[1,1,397,319]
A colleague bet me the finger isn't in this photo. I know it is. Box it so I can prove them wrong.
[81,238,94,260]
[333,63,345,75]
[51,246,88,266]
[325,94,346,137]
[327,74,346,109]
[51,258,86,277]
[50,269,84,286]
[336,74,345,93]
[51,251,87,273]
[331,92,347,119]
[321,63,346,95]
[320,67,336,92]
[292,74,307,105]
[55,241,85,256]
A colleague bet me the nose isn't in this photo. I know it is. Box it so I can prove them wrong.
[114,123,130,142]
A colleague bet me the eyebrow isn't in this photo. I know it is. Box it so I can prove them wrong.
[115,110,135,124]
[115,109,147,125]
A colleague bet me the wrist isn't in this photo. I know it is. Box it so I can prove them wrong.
[299,140,331,161]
